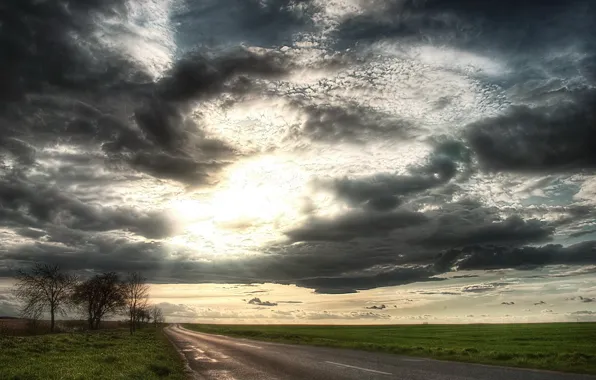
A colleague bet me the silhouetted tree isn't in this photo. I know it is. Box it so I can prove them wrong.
[123,272,149,334]
[150,305,165,327]
[12,264,77,332]
[72,272,125,330]
[134,305,151,328]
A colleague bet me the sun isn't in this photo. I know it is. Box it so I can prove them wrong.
[168,155,308,254]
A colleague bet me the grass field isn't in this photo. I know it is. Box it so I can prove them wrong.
[183,323,596,374]
[0,318,126,336]
[0,328,186,380]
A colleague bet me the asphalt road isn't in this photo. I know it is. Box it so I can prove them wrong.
[164,324,595,380]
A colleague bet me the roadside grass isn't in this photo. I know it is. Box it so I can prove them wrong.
[0,318,126,336]
[0,328,186,380]
[183,322,596,375]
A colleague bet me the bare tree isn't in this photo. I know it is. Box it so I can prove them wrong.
[72,272,125,330]
[150,305,165,327]
[134,305,151,328]
[22,298,44,332]
[122,272,149,334]
[12,263,77,332]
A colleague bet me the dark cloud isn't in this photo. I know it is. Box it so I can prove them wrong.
[566,296,595,303]
[0,0,137,102]
[333,0,595,55]
[238,0,316,29]
[2,176,589,293]
[0,0,288,188]
[115,49,286,184]
[324,173,437,212]
[0,177,179,239]
[365,304,387,310]
[294,102,414,143]
[286,209,428,242]
[247,298,278,307]
[467,93,596,173]
[158,50,286,103]
[422,200,554,253]
[319,141,470,211]
[4,223,596,294]
[129,151,229,186]
[0,0,298,287]
[418,291,460,296]
[424,215,553,249]
[332,5,462,49]
[173,0,318,49]
[1,0,596,297]
[296,266,443,293]
[436,241,596,272]
[132,49,285,155]
[3,232,441,293]
[450,274,479,279]
[461,284,499,293]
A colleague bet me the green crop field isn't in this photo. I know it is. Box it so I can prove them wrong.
[0,328,186,380]
[183,323,596,374]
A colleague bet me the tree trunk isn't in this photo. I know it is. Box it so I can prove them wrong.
[50,307,55,332]
[88,305,93,330]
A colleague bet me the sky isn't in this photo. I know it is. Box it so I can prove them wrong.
[0,0,595,323]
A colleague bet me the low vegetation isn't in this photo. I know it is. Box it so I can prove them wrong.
[183,322,596,374]
[0,328,186,380]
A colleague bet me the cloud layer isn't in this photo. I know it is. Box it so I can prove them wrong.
[1,0,596,296]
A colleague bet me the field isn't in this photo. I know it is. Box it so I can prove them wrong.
[0,328,186,380]
[0,318,126,336]
[183,323,596,374]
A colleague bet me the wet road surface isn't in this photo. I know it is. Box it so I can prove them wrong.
[164,324,595,380]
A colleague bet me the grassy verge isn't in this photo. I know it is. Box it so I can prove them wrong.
[0,328,186,380]
[183,323,596,374]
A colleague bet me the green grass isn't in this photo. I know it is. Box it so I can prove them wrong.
[0,328,186,380]
[183,322,596,375]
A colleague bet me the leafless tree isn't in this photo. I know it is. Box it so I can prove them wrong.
[12,263,77,332]
[134,305,151,328]
[122,272,149,334]
[22,300,44,332]
[150,305,165,327]
[72,272,125,330]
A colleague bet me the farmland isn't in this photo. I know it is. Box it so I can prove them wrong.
[183,323,596,374]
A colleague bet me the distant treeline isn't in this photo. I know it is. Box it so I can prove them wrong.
[11,263,164,334]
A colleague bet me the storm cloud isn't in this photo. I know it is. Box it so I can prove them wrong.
[1,0,596,299]
[286,209,428,242]
[317,140,470,211]
[467,93,596,173]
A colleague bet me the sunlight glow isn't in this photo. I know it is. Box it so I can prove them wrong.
[168,155,308,254]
